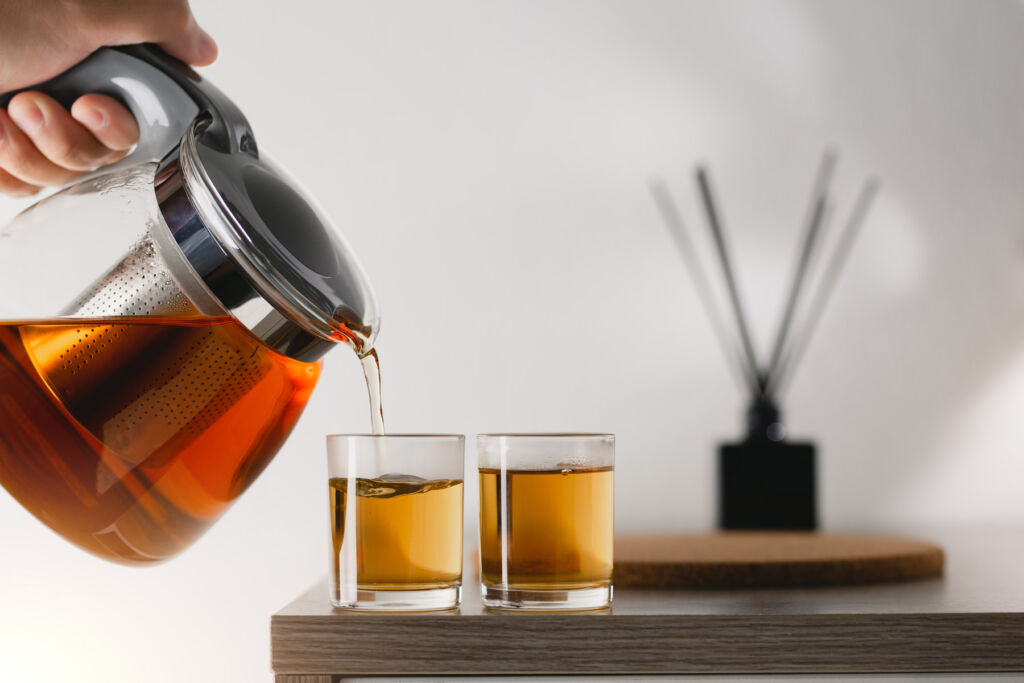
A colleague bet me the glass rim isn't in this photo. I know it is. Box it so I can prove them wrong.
[326,433,465,440]
[477,433,614,439]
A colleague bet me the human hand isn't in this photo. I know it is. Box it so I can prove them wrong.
[0,0,217,197]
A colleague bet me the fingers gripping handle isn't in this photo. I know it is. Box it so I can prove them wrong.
[0,45,254,166]
[0,47,199,165]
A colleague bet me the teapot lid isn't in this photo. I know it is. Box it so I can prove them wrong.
[175,119,379,356]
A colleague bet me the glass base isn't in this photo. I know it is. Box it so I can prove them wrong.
[332,585,461,612]
[481,583,612,611]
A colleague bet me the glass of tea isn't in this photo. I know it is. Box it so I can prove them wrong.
[477,433,614,610]
[327,434,465,611]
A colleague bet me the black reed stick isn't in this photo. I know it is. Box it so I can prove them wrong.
[651,180,761,396]
[770,177,880,396]
[696,166,764,394]
[764,149,837,396]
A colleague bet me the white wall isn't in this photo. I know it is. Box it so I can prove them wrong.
[1,1,1022,681]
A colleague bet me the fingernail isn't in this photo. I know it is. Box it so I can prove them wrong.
[77,105,106,130]
[10,101,44,132]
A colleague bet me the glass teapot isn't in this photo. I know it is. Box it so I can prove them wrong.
[0,46,379,564]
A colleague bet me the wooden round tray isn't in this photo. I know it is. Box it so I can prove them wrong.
[614,532,944,588]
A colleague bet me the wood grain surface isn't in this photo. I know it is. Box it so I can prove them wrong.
[614,531,944,587]
[271,527,1024,677]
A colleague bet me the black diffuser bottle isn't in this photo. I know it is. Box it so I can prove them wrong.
[718,395,816,530]
[653,151,877,532]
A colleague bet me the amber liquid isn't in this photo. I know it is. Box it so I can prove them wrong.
[330,476,463,591]
[359,348,385,435]
[479,466,614,589]
[0,317,320,564]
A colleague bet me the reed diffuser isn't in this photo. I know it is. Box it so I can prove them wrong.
[653,152,879,529]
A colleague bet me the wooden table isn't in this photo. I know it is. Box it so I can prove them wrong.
[271,527,1024,680]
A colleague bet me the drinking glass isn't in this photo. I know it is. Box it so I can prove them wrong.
[327,435,465,611]
[477,434,614,610]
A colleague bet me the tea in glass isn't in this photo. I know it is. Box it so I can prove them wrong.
[328,435,464,611]
[477,434,614,610]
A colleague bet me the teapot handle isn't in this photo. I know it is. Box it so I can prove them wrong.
[0,44,255,167]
